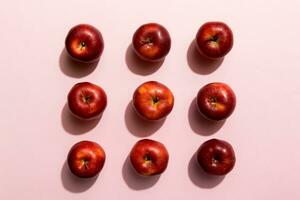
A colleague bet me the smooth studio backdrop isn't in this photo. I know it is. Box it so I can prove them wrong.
[1,0,300,199]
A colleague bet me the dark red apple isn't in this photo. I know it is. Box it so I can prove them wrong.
[195,21,233,59]
[133,81,174,120]
[68,82,107,120]
[130,139,169,176]
[197,139,236,175]
[197,82,236,121]
[65,24,104,63]
[67,140,106,178]
[132,23,171,62]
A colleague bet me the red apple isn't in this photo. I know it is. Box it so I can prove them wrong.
[130,139,169,176]
[132,23,171,62]
[67,140,106,178]
[197,82,236,121]
[195,21,233,59]
[68,82,107,120]
[65,24,104,63]
[197,139,236,175]
[133,81,174,120]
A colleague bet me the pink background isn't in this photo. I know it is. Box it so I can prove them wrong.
[1,0,300,199]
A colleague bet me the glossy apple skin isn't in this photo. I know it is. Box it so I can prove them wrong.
[133,81,174,120]
[197,139,236,176]
[197,82,236,121]
[196,21,233,59]
[67,141,106,178]
[130,139,169,176]
[68,82,107,120]
[132,23,171,62]
[65,24,104,63]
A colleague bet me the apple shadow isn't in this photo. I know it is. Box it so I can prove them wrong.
[124,101,166,137]
[59,48,99,78]
[188,152,225,188]
[125,44,164,75]
[61,103,100,135]
[187,40,224,75]
[188,98,225,136]
[122,155,160,190]
[61,160,98,193]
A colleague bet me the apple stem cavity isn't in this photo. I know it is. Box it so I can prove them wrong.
[79,41,86,50]
[83,160,89,169]
[82,95,91,104]
[144,154,152,162]
[213,154,221,163]
[142,38,153,45]
[152,96,159,104]
[210,35,219,42]
[209,97,217,106]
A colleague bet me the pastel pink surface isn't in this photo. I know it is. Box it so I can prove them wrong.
[1,0,300,200]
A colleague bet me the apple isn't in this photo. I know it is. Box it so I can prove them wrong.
[132,23,171,62]
[195,21,233,59]
[65,24,104,63]
[133,81,174,120]
[197,139,236,175]
[68,82,107,120]
[130,139,169,176]
[67,140,106,178]
[196,82,236,121]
